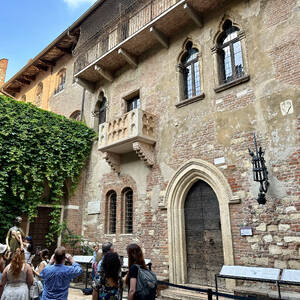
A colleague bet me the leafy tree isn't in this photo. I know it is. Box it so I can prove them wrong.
[0,95,96,243]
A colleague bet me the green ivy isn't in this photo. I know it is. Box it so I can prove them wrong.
[0,95,96,244]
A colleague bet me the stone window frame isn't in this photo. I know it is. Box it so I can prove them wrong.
[105,190,117,235]
[176,38,205,108]
[122,89,140,114]
[21,95,26,102]
[120,187,134,234]
[212,18,250,93]
[35,82,43,107]
[54,68,67,95]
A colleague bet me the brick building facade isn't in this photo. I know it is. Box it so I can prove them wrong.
[2,0,300,297]
[0,58,8,87]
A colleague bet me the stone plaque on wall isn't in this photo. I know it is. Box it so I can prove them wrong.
[88,201,100,215]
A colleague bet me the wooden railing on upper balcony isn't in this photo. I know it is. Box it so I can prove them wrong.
[74,0,179,75]
[98,109,157,153]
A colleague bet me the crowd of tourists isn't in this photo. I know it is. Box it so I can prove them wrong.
[0,236,157,300]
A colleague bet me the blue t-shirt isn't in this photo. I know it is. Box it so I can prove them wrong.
[40,262,82,300]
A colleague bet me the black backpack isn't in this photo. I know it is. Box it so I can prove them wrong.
[134,264,157,300]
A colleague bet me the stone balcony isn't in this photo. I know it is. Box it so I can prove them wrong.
[98,109,157,173]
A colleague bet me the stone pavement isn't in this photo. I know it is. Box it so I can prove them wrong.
[68,288,91,300]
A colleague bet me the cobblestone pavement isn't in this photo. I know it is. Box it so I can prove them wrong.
[68,288,91,300]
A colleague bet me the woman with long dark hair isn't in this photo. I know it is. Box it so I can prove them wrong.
[125,244,156,300]
[0,248,33,300]
[92,252,122,300]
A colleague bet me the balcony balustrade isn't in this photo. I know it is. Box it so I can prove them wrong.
[74,0,179,76]
[98,109,157,173]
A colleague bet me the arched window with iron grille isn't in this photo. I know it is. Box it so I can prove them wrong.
[122,188,133,234]
[106,191,117,234]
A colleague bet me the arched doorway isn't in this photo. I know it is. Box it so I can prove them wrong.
[166,159,234,287]
[184,180,224,286]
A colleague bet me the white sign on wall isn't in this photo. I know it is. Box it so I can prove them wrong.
[88,201,101,215]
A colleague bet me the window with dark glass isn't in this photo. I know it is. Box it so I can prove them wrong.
[123,188,133,234]
[55,69,66,94]
[126,95,140,112]
[98,95,107,125]
[107,191,117,234]
[93,92,107,131]
[218,20,244,84]
[180,41,200,100]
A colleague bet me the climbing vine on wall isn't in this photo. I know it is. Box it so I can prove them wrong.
[0,95,96,243]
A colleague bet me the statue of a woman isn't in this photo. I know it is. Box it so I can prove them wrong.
[5,217,25,254]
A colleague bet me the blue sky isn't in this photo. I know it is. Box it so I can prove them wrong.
[0,0,97,81]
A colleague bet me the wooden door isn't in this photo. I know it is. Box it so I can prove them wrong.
[184,180,224,286]
[29,207,58,255]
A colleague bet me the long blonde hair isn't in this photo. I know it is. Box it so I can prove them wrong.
[10,248,25,277]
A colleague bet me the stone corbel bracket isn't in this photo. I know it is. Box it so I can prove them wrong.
[103,152,120,174]
[133,142,155,167]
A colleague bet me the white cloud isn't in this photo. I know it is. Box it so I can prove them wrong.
[64,0,97,8]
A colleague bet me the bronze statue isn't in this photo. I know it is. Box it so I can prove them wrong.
[6,217,25,253]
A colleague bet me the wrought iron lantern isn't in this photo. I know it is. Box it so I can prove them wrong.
[248,133,269,205]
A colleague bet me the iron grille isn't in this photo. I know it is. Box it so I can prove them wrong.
[125,189,133,233]
[109,192,117,234]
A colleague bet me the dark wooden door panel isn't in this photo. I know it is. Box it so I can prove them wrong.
[184,180,224,286]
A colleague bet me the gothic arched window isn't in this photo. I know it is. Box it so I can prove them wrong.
[94,92,107,131]
[217,20,244,84]
[180,41,201,100]
[106,191,117,234]
[122,188,133,234]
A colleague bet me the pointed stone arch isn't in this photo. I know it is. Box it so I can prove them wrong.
[166,159,234,285]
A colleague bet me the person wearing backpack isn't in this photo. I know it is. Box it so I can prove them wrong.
[125,244,157,300]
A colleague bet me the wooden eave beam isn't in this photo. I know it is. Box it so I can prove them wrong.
[23,75,36,81]
[8,87,21,93]
[55,46,72,54]
[118,48,138,69]
[75,77,96,93]
[39,59,56,67]
[149,26,169,49]
[94,65,113,82]
[15,78,30,86]
[33,64,48,72]
[183,4,202,28]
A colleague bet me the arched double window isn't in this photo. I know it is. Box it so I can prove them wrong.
[180,41,201,100]
[122,188,133,234]
[217,20,244,84]
[106,191,117,234]
[36,82,43,107]
[94,91,107,131]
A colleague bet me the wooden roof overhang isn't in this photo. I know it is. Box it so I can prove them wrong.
[74,0,226,89]
[2,0,106,97]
